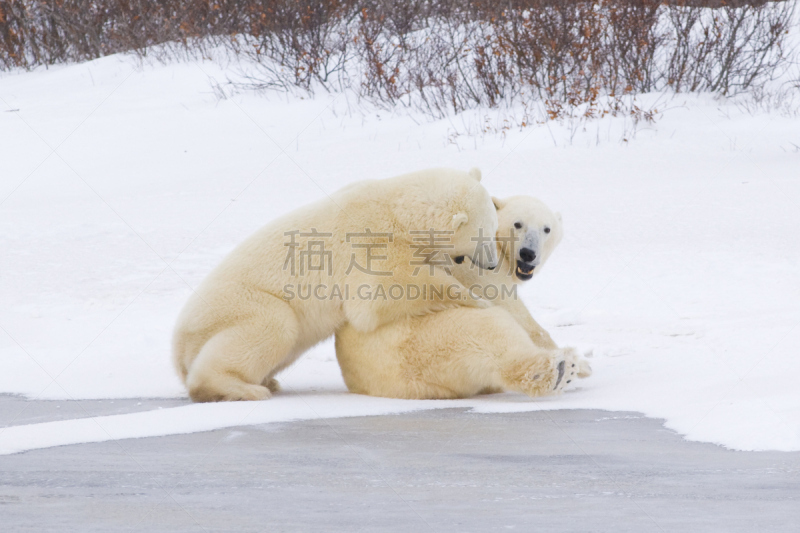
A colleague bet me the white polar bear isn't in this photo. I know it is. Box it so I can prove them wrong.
[173,168,499,402]
[335,195,591,399]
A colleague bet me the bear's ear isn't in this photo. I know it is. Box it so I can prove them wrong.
[468,168,482,182]
[492,196,505,211]
[556,212,562,222]
[452,212,469,229]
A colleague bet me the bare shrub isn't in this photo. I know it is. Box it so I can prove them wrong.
[1,0,796,119]
[665,1,795,93]
[232,0,356,92]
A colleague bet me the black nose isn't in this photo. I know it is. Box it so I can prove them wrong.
[519,248,536,262]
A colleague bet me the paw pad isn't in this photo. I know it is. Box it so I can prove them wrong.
[553,360,566,390]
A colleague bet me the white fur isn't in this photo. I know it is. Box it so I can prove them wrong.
[335,196,591,399]
[173,168,499,402]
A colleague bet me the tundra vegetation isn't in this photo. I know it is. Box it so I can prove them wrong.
[2,0,796,122]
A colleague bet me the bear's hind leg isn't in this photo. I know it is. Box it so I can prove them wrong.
[262,377,281,393]
[186,307,300,402]
[189,372,271,402]
[502,347,591,397]
[551,347,592,393]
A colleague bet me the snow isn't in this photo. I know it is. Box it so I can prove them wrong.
[1,51,798,455]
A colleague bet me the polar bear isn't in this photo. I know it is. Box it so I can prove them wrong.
[335,196,591,399]
[173,168,499,402]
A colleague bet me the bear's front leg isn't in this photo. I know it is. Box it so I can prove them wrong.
[496,297,558,350]
[343,267,488,333]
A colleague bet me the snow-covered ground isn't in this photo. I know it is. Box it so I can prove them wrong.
[1,52,798,455]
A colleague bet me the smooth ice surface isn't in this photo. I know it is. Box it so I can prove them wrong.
[1,49,799,453]
[2,406,799,533]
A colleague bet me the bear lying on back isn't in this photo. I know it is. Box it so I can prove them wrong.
[335,195,591,399]
[172,168,499,402]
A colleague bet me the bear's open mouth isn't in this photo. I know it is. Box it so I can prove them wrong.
[516,260,535,281]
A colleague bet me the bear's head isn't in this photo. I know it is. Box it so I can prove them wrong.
[447,168,499,270]
[492,195,563,281]
[384,167,499,270]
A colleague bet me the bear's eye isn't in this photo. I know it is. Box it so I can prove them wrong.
[544,226,551,234]
[514,222,522,229]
